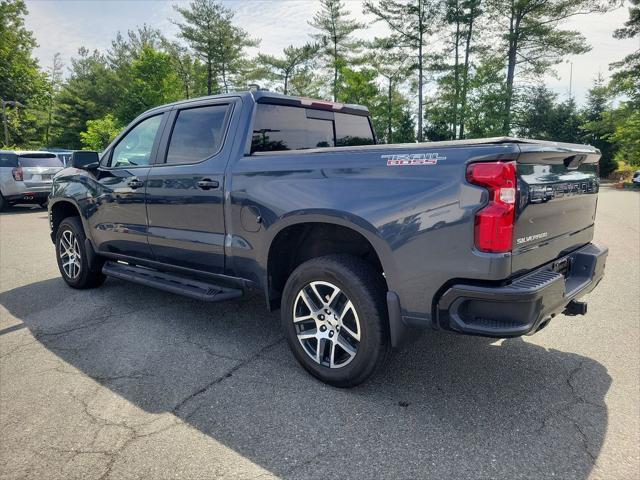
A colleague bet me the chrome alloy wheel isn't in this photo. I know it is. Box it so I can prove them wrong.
[293,281,361,368]
[59,229,82,279]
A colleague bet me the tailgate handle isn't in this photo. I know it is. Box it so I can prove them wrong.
[197,179,219,190]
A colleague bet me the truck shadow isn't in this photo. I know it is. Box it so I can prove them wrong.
[0,277,610,479]
[0,205,48,215]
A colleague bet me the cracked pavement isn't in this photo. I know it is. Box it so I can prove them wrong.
[0,188,638,479]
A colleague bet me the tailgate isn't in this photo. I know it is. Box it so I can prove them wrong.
[22,166,61,183]
[18,154,63,186]
[512,141,600,275]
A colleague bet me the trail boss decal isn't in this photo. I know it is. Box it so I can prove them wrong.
[383,152,446,166]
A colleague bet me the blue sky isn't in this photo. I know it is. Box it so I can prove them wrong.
[24,0,638,105]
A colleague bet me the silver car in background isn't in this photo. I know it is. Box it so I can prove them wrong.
[0,151,64,210]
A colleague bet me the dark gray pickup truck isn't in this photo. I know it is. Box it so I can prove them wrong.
[49,91,607,386]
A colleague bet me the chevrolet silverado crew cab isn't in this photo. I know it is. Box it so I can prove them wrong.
[48,91,607,387]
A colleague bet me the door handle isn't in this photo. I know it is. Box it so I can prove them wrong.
[127,178,144,189]
[197,179,219,190]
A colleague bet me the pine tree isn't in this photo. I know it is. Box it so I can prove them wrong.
[173,0,259,95]
[44,53,64,146]
[581,74,617,176]
[310,0,364,102]
[486,0,610,134]
[364,0,442,141]
[256,44,319,95]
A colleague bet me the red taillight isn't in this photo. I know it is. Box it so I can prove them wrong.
[12,167,23,181]
[466,161,517,253]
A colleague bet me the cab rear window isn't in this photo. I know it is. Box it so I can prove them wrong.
[251,104,374,154]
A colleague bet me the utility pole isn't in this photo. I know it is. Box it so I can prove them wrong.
[1,99,24,146]
[568,61,573,98]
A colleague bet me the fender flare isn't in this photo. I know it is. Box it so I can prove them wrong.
[48,198,94,246]
[262,209,398,283]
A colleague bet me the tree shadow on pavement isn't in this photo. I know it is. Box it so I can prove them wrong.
[0,277,611,479]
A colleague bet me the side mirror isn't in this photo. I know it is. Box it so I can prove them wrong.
[70,150,99,170]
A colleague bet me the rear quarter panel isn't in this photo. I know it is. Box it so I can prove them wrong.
[228,143,520,322]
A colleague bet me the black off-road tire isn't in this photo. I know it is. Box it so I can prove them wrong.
[55,216,106,289]
[281,254,390,388]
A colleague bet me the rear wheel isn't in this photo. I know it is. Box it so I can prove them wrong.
[55,217,106,289]
[281,254,390,387]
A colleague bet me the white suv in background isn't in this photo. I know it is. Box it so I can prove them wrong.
[0,151,64,210]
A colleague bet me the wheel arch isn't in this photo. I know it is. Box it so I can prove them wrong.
[263,211,396,310]
[49,199,87,243]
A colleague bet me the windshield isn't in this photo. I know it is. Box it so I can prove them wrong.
[18,156,63,167]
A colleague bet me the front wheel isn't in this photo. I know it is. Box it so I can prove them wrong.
[281,255,390,387]
[55,217,106,289]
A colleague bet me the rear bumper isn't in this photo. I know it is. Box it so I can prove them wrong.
[4,190,50,203]
[436,243,608,337]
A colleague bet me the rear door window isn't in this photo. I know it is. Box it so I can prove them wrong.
[165,104,230,164]
[18,156,63,167]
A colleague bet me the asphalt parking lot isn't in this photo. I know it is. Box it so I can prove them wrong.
[0,187,638,480]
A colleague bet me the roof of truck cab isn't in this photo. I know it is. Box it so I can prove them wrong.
[144,91,370,116]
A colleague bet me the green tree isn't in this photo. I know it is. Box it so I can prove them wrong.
[161,38,207,99]
[114,45,182,123]
[173,0,259,95]
[367,38,413,143]
[44,53,64,146]
[364,0,442,141]
[582,78,615,161]
[256,43,319,95]
[487,0,610,134]
[513,84,558,138]
[457,0,483,138]
[610,0,639,105]
[80,114,122,150]
[607,0,640,169]
[0,0,48,147]
[52,48,116,149]
[394,107,417,143]
[580,74,617,175]
[610,109,640,167]
[552,97,581,143]
[310,0,364,102]
[463,54,507,138]
[287,69,324,98]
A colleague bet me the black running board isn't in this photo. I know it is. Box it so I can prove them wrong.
[102,261,243,302]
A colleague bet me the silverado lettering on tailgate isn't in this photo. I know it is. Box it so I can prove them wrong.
[383,152,446,166]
